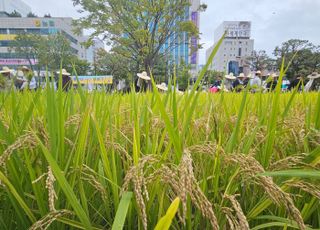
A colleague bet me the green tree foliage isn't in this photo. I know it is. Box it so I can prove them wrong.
[204,70,224,85]
[27,12,38,18]
[274,39,320,78]
[94,49,133,83]
[8,10,22,17]
[9,34,43,72]
[10,33,83,73]
[176,60,191,91]
[72,0,200,73]
[65,58,91,76]
[246,50,276,72]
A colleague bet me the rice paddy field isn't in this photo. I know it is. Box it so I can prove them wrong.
[0,82,319,230]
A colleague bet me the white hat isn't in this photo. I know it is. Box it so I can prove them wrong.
[21,66,30,71]
[238,73,246,78]
[256,70,262,75]
[56,69,71,76]
[0,66,13,74]
[137,71,151,81]
[225,73,236,80]
[247,73,254,79]
[270,73,279,78]
[156,82,168,91]
[307,72,320,79]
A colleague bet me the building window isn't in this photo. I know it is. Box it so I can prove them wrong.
[9,28,26,34]
[0,29,7,34]
[238,48,242,57]
[26,28,41,34]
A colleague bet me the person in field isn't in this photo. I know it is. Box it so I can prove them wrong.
[21,66,37,91]
[265,73,278,91]
[288,75,303,91]
[136,71,151,92]
[156,82,168,93]
[15,70,28,91]
[232,73,246,92]
[224,73,236,92]
[305,72,320,92]
[0,66,14,91]
[250,70,263,92]
[57,69,72,92]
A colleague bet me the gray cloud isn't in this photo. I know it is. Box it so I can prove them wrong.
[23,0,320,64]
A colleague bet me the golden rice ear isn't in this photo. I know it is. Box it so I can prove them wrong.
[224,194,250,230]
[29,209,73,230]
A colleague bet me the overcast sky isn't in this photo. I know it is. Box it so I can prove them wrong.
[23,0,320,64]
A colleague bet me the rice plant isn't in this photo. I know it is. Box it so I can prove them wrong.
[0,37,319,229]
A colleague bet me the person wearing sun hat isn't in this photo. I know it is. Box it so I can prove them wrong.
[305,72,320,92]
[156,82,168,92]
[21,66,37,91]
[136,71,151,92]
[249,70,263,92]
[232,73,246,92]
[265,73,279,91]
[288,74,304,91]
[56,69,72,92]
[223,72,236,91]
[0,66,14,90]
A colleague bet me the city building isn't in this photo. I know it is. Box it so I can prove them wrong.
[206,21,254,75]
[0,0,31,17]
[0,17,87,69]
[163,0,200,75]
[83,37,105,64]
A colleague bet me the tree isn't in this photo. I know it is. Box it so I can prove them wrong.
[204,70,224,85]
[65,57,91,76]
[94,49,134,84]
[27,12,38,17]
[8,10,22,17]
[9,34,43,74]
[176,60,191,91]
[10,33,75,73]
[246,50,276,72]
[72,0,200,74]
[273,39,320,78]
[44,14,51,18]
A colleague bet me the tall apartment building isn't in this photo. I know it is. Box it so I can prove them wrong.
[206,21,254,75]
[163,0,200,75]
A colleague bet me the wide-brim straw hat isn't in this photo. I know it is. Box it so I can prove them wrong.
[238,73,246,79]
[307,72,320,79]
[156,82,168,91]
[256,70,262,75]
[0,66,13,74]
[270,73,279,78]
[20,66,31,71]
[137,71,151,81]
[56,69,71,76]
[225,73,236,80]
[247,73,254,79]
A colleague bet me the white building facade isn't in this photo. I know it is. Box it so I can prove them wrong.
[206,21,254,75]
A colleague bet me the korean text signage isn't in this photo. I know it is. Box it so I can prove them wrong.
[225,21,251,38]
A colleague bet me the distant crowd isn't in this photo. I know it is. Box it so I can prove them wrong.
[208,71,320,93]
[1,66,319,93]
[0,66,73,92]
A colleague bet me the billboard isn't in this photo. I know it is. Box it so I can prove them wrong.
[225,21,251,38]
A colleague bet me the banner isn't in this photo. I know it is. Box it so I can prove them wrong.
[72,76,113,85]
[0,59,38,65]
